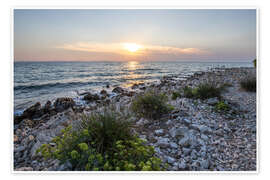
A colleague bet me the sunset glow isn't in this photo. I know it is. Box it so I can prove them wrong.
[123,43,142,53]
[14,9,256,62]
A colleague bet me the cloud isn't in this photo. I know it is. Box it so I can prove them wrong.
[56,42,210,61]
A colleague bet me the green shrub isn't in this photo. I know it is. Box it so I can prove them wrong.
[253,59,256,68]
[131,91,173,119]
[172,91,181,100]
[215,101,230,112]
[195,84,222,99]
[240,77,256,92]
[183,86,195,98]
[80,111,133,153]
[183,84,222,100]
[37,112,165,171]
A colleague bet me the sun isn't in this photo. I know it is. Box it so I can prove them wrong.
[123,43,141,52]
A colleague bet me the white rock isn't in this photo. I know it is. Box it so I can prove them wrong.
[169,127,188,138]
[178,161,187,170]
[170,142,178,149]
[200,159,210,169]
[136,118,149,126]
[167,156,176,164]
[155,129,164,136]
[30,140,41,158]
[178,137,190,147]
[201,134,209,141]
[207,97,219,105]
[156,137,170,148]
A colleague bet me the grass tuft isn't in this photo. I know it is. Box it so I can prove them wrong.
[131,90,173,119]
[240,77,256,92]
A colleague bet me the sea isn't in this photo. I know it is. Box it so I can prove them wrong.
[14,61,253,114]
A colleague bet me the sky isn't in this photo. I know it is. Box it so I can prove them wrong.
[14,9,256,62]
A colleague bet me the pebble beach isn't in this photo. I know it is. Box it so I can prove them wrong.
[13,67,257,171]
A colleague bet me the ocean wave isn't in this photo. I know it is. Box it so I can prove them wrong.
[14,81,105,91]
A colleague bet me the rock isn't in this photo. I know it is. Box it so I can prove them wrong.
[200,159,210,169]
[169,127,188,138]
[178,161,187,170]
[183,118,191,126]
[24,119,35,127]
[30,141,42,158]
[83,93,100,102]
[156,137,170,148]
[57,161,72,171]
[191,150,197,159]
[43,101,52,113]
[155,129,164,136]
[131,83,139,89]
[112,87,124,94]
[170,142,178,149]
[28,135,35,141]
[166,120,172,125]
[54,97,75,112]
[124,91,135,97]
[167,156,176,164]
[207,97,219,105]
[36,133,52,142]
[17,102,43,122]
[14,146,25,152]
[100,89,107,95]
[201,134,209,141]
[193,124,212,134]
[14,135,19,142]
[178,136,190,147]
[15,167,33,171]
[182,147,191,155]
[136,118,149,126]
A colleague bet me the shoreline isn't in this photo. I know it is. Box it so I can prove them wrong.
[13,66,257,171]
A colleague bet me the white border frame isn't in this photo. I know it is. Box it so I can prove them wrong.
[11,7,259,175]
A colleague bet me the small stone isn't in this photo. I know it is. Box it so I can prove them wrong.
[31,141,41,158]
[170,142,178,149]
[166,120,172,125]
[156,137,170,148]
[201,134,209,141]
[136,118,149,126]
[178,161,187,170]
[183,118,191,125]
[207,97,219,105]
[15,146,25,152]
[14,135,19,142]
[167,156,176,164]
[182,147,191,155]
[200,159,210,169]
[28,135,35,141]
[178,137,190,147]
[155,129,164,136]
[169,127,188,138]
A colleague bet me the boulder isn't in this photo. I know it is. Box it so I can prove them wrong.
[100,89,107,95]
[112,87,124,94]
[83,93,100,102]
[54,97,75,112]
[19,102,43,121]
[43,100,52,113]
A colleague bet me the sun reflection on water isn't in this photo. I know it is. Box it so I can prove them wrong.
[121,61,145,88]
